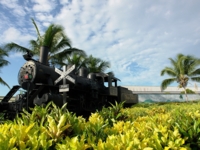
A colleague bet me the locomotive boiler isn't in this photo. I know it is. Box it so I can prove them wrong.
[0,46,138,119]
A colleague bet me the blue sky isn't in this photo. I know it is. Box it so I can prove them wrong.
[0,0,200,96]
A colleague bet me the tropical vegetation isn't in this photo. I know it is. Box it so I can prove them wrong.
[0,47,10,89]
[161,54,200,101]
[180,88,196,94]
[85,55,110,73]
[60,52,111,74]
[4,19,111,74]
[0,101,200,149]
[62,52,87,72]
[5,19,84,67]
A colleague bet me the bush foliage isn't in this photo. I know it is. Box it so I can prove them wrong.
[0,101,200,149]
[180,88,196,94]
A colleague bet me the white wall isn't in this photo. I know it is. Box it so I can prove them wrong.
[123,86,200,94]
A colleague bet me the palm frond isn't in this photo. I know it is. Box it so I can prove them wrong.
[178,54,187,74]
[186,56,200,75]
[43,24,64,48]
[31,18,42,40]
[64,53,87,71]
[69,48,86,56]
[161,78,177,91]
[52,36,72,53]
[0,47,9,56]
[160,67,177,77]
[189,68,200,77]
[0,48,10,68]
[0,77,10,89]
[29,40,40,55]
[98,61,110,72]
[0,59,9,68]
[168,58,177,69]
[5,42,31,53]
[177,53,185,60]
[53,48,86,59]
[191,77,200,82]
[85,55,110,73]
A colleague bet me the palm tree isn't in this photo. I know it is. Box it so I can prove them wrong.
[85,55,110,73]
[0,47,10,89]
[5,19,84,66]
[161,53,200,101]
[64,52,87,72]
[50,47,85,68]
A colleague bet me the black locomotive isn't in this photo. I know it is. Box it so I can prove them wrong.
[0,46,138,119]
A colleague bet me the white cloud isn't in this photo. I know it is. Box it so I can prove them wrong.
[59,0,70,5]
[51,0,200,86]
[0,27,35,46]
[31,0,56,12]
[1,0,200,92]
[0,0,26,16]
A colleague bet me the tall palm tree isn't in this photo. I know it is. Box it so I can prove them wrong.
[85,55,110,73]
[161,53,200,101]
[5,19,84,66]
[0,47,10,89]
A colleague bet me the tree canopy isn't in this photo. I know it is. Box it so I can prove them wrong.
[5,19,85,67]
[161,53,200,100]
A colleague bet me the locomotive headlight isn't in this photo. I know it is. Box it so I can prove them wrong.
[18,60,36,87]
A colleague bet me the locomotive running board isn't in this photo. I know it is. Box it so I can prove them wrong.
[1,85,21,102]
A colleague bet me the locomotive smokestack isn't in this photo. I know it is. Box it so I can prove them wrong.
[39,46,49,65]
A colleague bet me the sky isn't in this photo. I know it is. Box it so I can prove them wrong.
[0,0,200,96]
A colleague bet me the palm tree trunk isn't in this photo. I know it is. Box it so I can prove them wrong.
[183,87,188,102]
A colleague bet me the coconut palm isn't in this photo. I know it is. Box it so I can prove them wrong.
[0,47,10,89]
[161,53,200,101]
[5,19,84,66]
[85,55,110,73]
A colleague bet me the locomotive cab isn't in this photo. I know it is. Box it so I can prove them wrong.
[103,74,139,105]
[103,75,119,97]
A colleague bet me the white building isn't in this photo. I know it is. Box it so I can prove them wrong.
[123,86,200,94]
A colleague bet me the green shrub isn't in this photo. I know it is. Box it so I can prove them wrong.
[181,88,196,94]
[0,101,199,149]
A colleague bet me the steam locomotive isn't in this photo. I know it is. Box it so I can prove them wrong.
[0,46,138,119]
